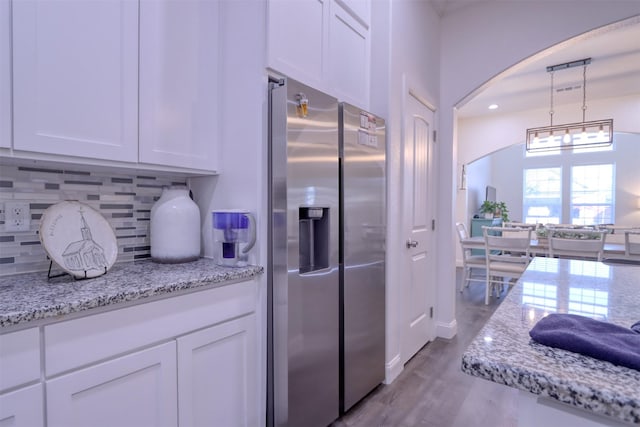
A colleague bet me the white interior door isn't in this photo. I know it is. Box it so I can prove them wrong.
[401,85,436,365]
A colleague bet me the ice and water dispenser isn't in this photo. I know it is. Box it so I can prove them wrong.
[212,210,256,267]
[298,207,330,274]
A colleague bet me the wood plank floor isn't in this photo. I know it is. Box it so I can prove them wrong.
[332,270,518,427]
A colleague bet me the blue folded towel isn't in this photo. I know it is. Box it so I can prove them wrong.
[529,313,640,371]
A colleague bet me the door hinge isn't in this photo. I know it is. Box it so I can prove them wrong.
[430,307,434,318]
[431,219,436,231]
[433,130,437,143]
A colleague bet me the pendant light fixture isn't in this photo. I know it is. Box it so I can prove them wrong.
[526,58,613,153]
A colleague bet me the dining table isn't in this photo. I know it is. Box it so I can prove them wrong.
[460,236,625,258]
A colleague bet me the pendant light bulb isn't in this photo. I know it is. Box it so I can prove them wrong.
[533,132,539,144]
[598,124,604,141]
[581,127,588,142]
[563,129,571,143]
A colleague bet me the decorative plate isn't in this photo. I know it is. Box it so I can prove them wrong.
[39,201,118,279]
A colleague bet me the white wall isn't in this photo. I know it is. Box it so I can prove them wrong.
[456,94,640,233]
[372,0,441,383]
[458,94,640,165]
[466,132,640,226]
[440,4,640,338]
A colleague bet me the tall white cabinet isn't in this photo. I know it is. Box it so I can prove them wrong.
[267,0,371,108]
[12,0,139,162]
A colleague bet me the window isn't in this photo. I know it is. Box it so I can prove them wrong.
[523,167,561,223]
[571,164,614,225]
[523,162,615,226]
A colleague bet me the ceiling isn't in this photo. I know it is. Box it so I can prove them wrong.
[453,14,640,119]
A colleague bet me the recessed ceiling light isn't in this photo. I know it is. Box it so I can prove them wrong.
[488,104,499,110]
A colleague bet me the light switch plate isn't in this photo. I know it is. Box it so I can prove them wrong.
[4,201,31,232]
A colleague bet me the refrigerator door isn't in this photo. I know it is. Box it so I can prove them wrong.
[339,103,386,412]
[269,78,340,427]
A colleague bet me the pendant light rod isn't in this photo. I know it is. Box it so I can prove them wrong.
[546,57,591,73]
[526,56,613,153]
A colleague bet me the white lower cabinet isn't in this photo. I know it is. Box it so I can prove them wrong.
[177,314,258,427]
[0,384,44,427]
[40,281,259,427]
[46,341,178,427]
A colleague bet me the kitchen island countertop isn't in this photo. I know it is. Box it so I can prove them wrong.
[0,258,263,328]
[462,257,640,425]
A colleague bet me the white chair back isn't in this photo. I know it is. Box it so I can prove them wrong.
[482,226,532,304]
[456,222,469,241]
[548,228,606,261]
[503,222,537,231]
[625,231,640,260]
[455,222,486,292]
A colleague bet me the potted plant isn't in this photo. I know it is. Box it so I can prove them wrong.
[494,201,509,222]
[480,200,496,219]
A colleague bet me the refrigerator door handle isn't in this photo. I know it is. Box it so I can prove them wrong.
[406,239,419,249]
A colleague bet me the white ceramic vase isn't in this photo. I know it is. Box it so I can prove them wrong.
[150,187,201,263]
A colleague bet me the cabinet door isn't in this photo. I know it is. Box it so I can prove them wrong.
[267,0,329,90]
[12,0,138,162]
[329,0,370,108]
[177,314,258,427]
[139,0,219,172]
[0,0,10,149]
[46,342,177,427]
[0,328,40,392]
[0,384,44,427]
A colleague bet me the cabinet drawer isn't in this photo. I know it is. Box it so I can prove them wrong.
[45,280,256,376]
[0,328,40,392]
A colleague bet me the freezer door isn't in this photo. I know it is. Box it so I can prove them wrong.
[340,103,386,412]
[269,78,340,427]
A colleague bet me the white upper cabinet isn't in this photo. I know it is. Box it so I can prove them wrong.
[267,0,371,108]
[267,0,329,91]
[12,0,139,162]
[139,0,220,172]
[329,0,370,107]
[9,0,219,173]
[0,0,10,149]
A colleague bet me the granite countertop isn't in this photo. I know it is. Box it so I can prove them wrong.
[0,258,263,328]
[462,257,640,425]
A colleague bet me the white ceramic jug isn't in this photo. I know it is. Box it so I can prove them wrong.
[150,187,201,263]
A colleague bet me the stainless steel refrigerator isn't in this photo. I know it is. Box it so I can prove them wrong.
[268,77,386,427]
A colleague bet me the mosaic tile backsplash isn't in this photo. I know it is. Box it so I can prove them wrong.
[0,163,190,276]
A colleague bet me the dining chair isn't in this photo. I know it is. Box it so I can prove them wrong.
[483,226,532,305]
[455,222,487,292]
[548,228,607,261]
[624,231,640,261]
[503,222,537,231]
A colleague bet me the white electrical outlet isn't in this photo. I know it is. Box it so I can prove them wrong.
[5,201,31,232]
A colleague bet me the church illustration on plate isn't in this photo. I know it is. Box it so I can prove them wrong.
[62,208,108,272]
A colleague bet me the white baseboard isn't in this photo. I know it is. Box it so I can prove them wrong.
[384,354,403,385]
[436,318,458,339]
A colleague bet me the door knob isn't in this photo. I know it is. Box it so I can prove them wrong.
[406,239,419,249]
